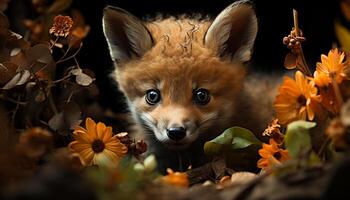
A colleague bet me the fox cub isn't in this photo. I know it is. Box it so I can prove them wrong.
[103,0,276,171]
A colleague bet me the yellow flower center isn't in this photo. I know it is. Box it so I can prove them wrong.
[297,95,307,106]
[91,139,105,153]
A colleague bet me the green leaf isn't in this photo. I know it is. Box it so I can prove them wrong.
[204,126,261,156]
[284,120,316,158]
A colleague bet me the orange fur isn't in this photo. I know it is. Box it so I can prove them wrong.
[115,18,248,139]
[103,1,277,172]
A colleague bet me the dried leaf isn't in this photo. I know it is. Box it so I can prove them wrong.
[284,53,297,69]
[26,44,53,65]
[0,62,18,84]
[9,31,23,40]
[63,102,82,130]
[16,70,31,85]
[48,102,82,136]
[47,0,72,14]
[70,68,94,86]
[70,68,82,76]
[48,112,65,132]
[10,48,21,57]
[2,70,31,90]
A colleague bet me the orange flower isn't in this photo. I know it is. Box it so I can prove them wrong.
[274,71,321,125]
[315,48,347,85]
[161,168,189,187]
[316,82,340,115]
[69,118,128,167]
[257,139,289,170]
[49,15,74,37]
[313,49,347,115]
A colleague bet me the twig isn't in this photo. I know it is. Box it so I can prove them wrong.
[56,43,83,64]
[52,74,73,84]
[331,77,344,107]
[293,9,312,77]
[11,95,22,127]
[47,88,58,114]
[58,45,72,61]
[0,94,27,105]
[50,37,59,49]
[317,137,331,159]
[293,10,299,36]
[73,56,81,69]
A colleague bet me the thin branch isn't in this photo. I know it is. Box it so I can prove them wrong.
[293,9,299,36]
[0,94,27,105]
[52,74,72,84]
[56,42,83,64]
[292,9,312,76]
[50,37,60,49]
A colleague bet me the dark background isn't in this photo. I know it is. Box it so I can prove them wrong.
[68,0,338,72]
[5,0,340,111]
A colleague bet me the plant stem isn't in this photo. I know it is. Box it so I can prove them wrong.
[48,91,58,114]
[293,9,312,77]
[56,43,83,64]
[331,76,344,108]
[293,9,299,35]
[50,37,59,49]
[317,137,331,159]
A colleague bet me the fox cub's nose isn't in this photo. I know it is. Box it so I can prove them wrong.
[167,127,186,141]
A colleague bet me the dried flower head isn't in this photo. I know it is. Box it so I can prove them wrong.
[18,127,53,158]
[49,15,73,37]
[263,119,284,144]
[283,28,305,50]
[257,139,290,170]
[274,71,321,125]
[115,132,148,156]
[161,168,189,187]
[69,118,128,167]
[326,118,350,150]
[130,140,148,156]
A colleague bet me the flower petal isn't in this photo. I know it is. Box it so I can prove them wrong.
[105,137,128,155]
[96,122,107,139]
[69,141,90,152]
[86,118,98,139]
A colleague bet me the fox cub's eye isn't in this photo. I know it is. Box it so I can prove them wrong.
[145,89,161,105]
[193,88,210,105]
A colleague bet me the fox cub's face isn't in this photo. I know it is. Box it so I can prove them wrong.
[103,0,257,149]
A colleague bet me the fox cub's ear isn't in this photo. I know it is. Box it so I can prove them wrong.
[205,0,258,63]
[103,6,154,64]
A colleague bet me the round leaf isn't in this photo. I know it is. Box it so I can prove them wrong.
[2,70,30,89]
[204,126,261,156]
[284,120,316,158]
[26,44,53,65]
[284,53,297,69]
